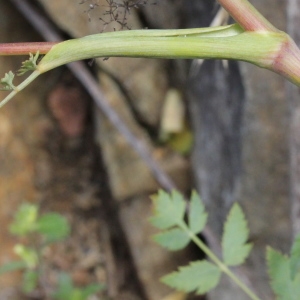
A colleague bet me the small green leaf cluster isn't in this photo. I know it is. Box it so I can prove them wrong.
[150,190,208,251]
[9,202,70,243]
[53,273,104,300]
[0,71,15,91]
[0,52,39,92]
[150,191,254,298]
[267,235,300,300]
[17,52,40,75]
[0,203,104,299]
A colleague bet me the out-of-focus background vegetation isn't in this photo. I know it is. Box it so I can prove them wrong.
[0,0,296,299]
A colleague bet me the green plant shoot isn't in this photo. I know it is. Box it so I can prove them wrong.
[2,1,300,108]
[0,203,104,298]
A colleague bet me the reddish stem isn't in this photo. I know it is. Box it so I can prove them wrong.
[0,42,57,56]
[217,0,277,32]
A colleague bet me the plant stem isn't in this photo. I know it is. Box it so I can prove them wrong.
[2,26,300,109]
[37,29,300,86]
[217,0,277,31]
[0,42,56,56]
[0,71,40,108]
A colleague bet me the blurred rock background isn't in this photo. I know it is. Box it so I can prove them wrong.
[0,0,295,299]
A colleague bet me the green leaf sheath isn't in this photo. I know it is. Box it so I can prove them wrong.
[37,26,285,74]
[222,203,252,266]
[37,26,300,86]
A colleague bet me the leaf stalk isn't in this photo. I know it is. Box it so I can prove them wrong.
[0,42,56,56]
[217,0,277,31]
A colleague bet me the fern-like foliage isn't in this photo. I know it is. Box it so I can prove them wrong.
[150,190,256,298]
[17,52,39,76]
[0,71,15,91]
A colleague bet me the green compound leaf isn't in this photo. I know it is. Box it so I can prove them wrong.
[222,203,252,266]
[22,270,38,294]
[18,52,40,76]
[290,234,300,280]
[188,191,207,234]
[9,203,38,237]
[0,71,15,90]
[267,247,300,300]
[161,260,221,295]
[36,213,70,243]
[152,228,190,251]
[150,190,186,230]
